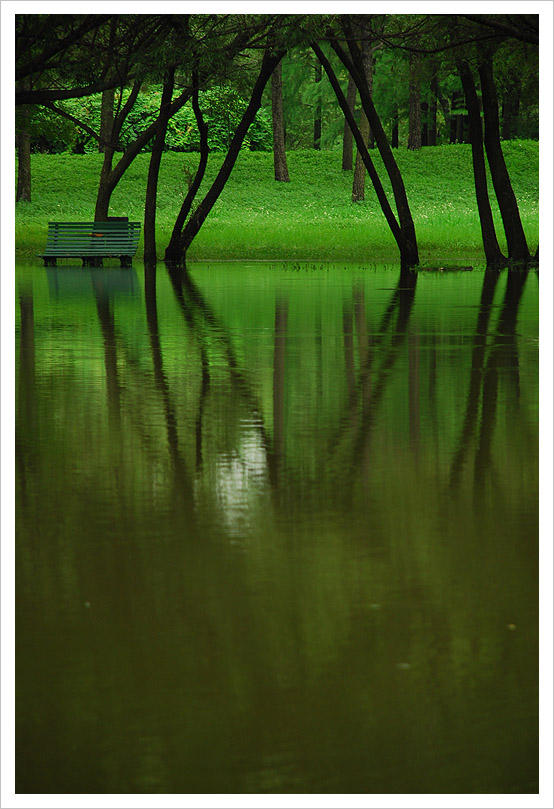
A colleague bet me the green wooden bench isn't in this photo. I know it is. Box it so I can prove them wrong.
[38,220,141,267]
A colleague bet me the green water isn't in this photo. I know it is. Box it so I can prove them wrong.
[16,261,539,794]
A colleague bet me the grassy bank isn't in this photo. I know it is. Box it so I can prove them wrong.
[15,141,539,263]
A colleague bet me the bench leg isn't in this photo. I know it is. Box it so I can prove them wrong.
[120,256,132,267]
[43,257,56,267]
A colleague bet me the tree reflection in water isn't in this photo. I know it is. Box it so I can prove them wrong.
[15,260,538,794]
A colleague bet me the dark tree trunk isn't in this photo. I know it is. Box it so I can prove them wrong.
[16,78,31,202]
[332,24,419,266]
[342,74,357,170]
[408,52,422,151]
[91,79,194,223]
[311,42,404,258]
[16,125,31,202]
[143,68,175,265]
[450,90,464,142]
[313,58,322,150]
[456,111,464,143]
[391,105,399,148]
[478,57,530,261]
[352,111,370,201]
[94,80,142,220]
[174,49,286,261]
[501,76,521,140]
[437,91,451,141]
[165,78,209,264]
[94,147,116,221]
[458,59,506,266]
[99,88,114,152]
[271,59,290,182]
[450,113,457,143]
[428,73,438,146]
[421,100,428,146]
[352,40,373,202]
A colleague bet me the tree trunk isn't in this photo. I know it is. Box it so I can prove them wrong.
[478,57,530,261]
[428,73,438,146]
[456,111,464,143]
[91,79,193,223]
[313,58,322,150]
[501,76,521,140]
[352,40,373,202]
[437,91,451,141]
[333,25,419,266]
[352,111,370,201]
[312,42,403,256]
[165,79,209,264]
[342,75,357,170]
[458,59,505,266]
[143,68,175,265]
[391,105,399,148]
[175,49,286,261]
[16,78,31,202]
[271,60,290,182]
[94,147,116,220]
[93,81,142,220]
[99,87,114,152]
[408,52,422,151]
[16,125,31,202]
[450,91,464,142]
[421,100,428,146]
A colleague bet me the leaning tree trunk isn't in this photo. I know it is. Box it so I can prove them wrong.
[143,68,175,265]
[352,111,370,201]
[311,42,403,256]
[173,49,286,261]
[332,23,419,266]
[93,81,142,221]
[407,52,422,151]
[352,40,373,202]
[478,57,529,262]
[458,59,506,266]
[271,59,290,182]
[342,75,357,170]
[165,77,209,264]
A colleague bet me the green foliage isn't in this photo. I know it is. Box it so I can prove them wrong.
[17,105,75,153]
[46,84,273,154]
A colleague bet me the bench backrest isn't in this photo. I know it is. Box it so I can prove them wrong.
[44,221,141,255]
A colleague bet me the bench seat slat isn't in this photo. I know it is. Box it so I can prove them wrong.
[39,221,141,266]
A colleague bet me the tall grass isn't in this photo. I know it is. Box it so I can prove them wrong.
[15,140,539,262]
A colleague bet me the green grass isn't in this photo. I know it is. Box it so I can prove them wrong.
[15,140,539,263]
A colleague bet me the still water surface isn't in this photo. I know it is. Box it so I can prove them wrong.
[16,261,538,794]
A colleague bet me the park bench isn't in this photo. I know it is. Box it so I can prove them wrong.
[38,219,141,267]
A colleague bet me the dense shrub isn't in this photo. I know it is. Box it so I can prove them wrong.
[32,85,273,154]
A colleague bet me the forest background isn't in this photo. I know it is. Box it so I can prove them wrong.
[10,10,545,269]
